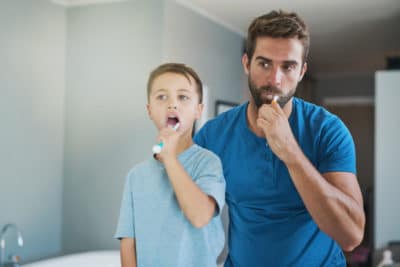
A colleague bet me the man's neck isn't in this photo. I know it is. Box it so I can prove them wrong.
[246,98,293,138]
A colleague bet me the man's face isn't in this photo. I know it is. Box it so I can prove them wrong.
[243,37,307,108]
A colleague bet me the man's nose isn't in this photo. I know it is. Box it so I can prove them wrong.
[267,67,283,87]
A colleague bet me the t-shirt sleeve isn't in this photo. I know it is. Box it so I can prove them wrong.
[194,153,226,216]
[114,172,135,239]
[317,116,357,174]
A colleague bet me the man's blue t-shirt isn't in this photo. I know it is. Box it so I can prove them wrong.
[194,97,356,267]
[114,144,226,267]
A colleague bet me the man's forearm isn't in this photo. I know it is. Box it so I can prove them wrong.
[284,146,365,251]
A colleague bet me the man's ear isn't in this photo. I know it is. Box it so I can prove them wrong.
[195,103,204,120]
[299,62,308,82]
[242,54,250,75]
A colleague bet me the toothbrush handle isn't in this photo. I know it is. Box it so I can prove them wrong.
[152,142,164,154]
[151,123,180,154]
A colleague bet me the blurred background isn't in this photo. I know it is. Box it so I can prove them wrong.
[0,0,399,266]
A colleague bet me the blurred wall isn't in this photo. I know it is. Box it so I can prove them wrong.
[0,0,65,262]
[162,1,246,116]
[62,0,245,254]
[62,0,164,253]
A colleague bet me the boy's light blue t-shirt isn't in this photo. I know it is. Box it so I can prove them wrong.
[115,144,226,267]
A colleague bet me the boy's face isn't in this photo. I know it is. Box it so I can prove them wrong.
[147,72,203,134]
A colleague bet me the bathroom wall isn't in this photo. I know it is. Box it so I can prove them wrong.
[62,0,164,253]
[62,0,245,253]
[0,0,65,262]
[162,1,246,115]
[0,0,245,260]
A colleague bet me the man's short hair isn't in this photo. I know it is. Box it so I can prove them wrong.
[246,10,310,63]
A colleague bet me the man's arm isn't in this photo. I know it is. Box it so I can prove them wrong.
[257,102,365,251]
[120,238,137,267]
[285,150,365,251]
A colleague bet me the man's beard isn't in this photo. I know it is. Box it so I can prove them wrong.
[248,75,296,109]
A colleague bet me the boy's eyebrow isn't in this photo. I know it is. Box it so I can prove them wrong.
[255,56,299,66]
[177,88,191,93]
[152,88,167,94]
[151,88,193,94]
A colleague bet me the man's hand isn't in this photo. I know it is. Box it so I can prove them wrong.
[256,101,299,162]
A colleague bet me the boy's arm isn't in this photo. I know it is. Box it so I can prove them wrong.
[120,238,137,267]
[163,157,217,228]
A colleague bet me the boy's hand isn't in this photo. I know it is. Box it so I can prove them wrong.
[155,127,181,162]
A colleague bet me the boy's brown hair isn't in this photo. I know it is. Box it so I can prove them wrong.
[246,10,310,63]
[147,63,203,103]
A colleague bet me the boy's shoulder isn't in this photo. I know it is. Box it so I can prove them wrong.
[189,144,222,163]
[126,158,159,178]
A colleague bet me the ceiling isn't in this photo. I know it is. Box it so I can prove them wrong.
[55,0,400,76]
[177,0,400,76]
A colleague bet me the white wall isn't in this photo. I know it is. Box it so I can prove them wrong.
[374,70,400,249]
[62,0,164,253]
[0,0,246,261]
[162,1,246,117]
[0,0,65,262]
[62,0,246,254]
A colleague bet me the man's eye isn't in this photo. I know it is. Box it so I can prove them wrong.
[259,62,270,69]
[283,64,296,72]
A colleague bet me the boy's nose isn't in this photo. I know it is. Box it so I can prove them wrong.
[168,104,177,110]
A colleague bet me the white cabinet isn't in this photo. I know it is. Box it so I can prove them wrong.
[374,70,400,249]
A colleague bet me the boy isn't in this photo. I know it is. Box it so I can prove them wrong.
[114,63,226,267]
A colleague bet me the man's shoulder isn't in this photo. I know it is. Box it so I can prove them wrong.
[294,97,340,126]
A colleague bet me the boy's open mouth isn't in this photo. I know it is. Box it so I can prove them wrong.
[166,115,180,128]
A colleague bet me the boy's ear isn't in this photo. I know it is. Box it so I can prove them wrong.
[146,103,153,120]
[195,103,204,120]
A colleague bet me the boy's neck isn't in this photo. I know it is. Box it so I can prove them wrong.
[176,134,194,155]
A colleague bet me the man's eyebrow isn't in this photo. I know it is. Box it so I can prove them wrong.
[282,60,299,66]
[255,56,272,62]
[255,56,299,66]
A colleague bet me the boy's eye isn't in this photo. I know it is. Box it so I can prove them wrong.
[179,95,189,101]
[156,95,167,100]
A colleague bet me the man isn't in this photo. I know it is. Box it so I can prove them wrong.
[194,10,365,266]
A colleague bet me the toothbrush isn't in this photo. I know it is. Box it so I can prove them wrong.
[152,123,180,154]
[265,95,280,148]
